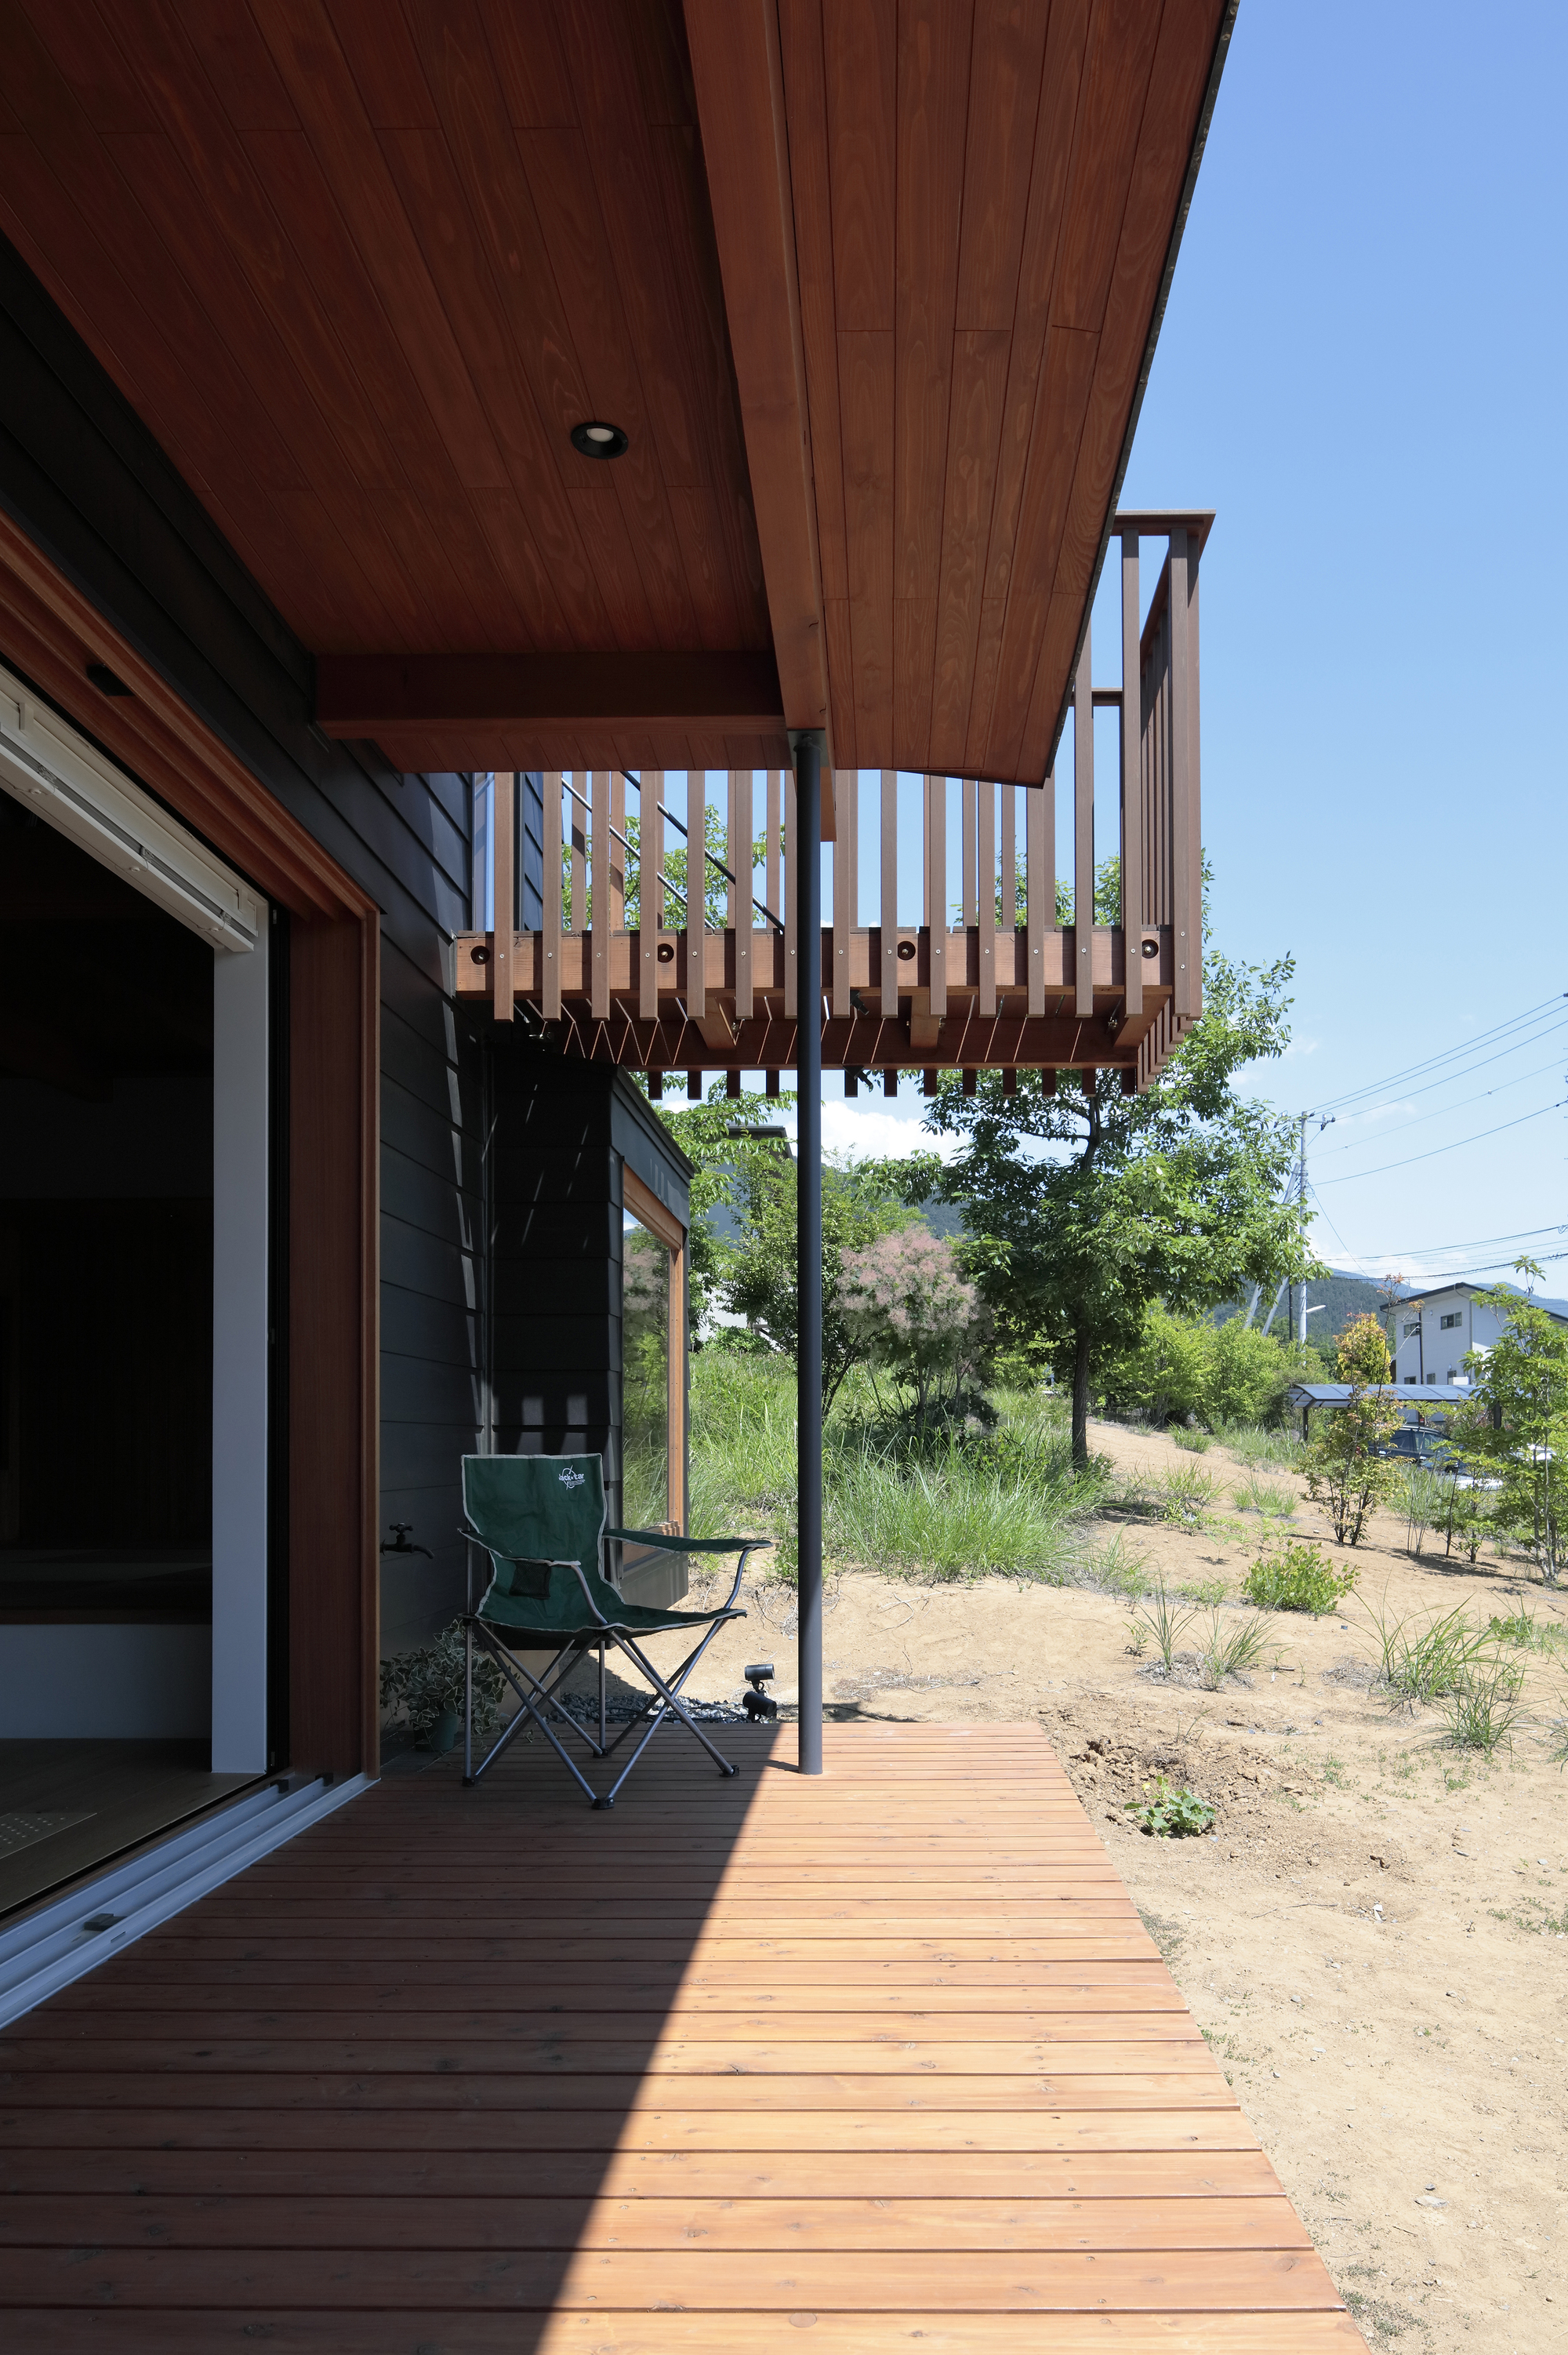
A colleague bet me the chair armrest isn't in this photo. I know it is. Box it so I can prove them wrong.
[607,1528,775,1554]
[608,1528,773,1613]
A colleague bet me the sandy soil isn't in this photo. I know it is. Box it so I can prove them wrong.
[663,1418,1568,2355]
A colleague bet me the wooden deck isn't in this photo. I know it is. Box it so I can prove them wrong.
[0,1723,1353,2353]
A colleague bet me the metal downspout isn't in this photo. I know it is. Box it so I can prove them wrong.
[791,731,824,1775]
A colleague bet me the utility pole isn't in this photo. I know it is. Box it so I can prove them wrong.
[1294,1112,1308,1345]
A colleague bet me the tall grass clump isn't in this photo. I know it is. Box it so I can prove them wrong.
[1218,1422,1304,1470]
[1444,1659,1526,1755]
[823,1426,1098,1582]
[1199,1608,1272,1689]
[1367,1598,1494,1706]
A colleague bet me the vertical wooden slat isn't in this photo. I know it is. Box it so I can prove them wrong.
[1120,531,1142,1020]
[766,768,782,925]
[961,778,976,928]
[832,770,852,1018]
[783,766,798,1019]
[1168,533,1196,1021]
[731,768,753,1020]
[977,778,996,1018]
[638,771,662,1021]
[1000,784,1016,933]
[1073,629,1094,1019]
[610,769,626,929]
[880,768,898,1018]
[926,774,946,1019]
[686,768,706,1019]
[491,771,514,1026]
[570,772,586,935]
[1026,777,1046,1017]
[541,769,562,1023]
[590,769,611,1021]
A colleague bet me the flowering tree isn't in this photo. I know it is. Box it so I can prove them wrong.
[839,1228,993,1429]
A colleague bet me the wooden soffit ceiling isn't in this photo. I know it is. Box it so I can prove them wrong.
[0,2,1229,784]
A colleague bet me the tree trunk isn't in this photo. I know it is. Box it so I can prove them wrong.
[1071,1328,1092,1468]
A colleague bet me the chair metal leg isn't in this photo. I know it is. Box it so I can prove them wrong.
[463,1625,606,1801]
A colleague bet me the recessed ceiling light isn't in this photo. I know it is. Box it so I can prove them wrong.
[570,419,629,460]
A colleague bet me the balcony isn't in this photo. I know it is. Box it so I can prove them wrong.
[456,514,1208,1094]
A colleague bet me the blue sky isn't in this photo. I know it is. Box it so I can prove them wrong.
[808,1,1568,1292]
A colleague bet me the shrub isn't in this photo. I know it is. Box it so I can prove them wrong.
[1125,1778,1214,1837]
[379,1620,506,1741]
[1243,1543,1356,1615]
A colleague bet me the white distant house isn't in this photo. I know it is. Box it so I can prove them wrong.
[1388,1281,1568,1386]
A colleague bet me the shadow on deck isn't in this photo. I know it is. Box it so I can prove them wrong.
[0,1721,1356,2352]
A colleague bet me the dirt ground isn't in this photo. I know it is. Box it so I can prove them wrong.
[664,1417,1568,2355]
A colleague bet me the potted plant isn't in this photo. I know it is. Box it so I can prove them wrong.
[379,1619,505,1752]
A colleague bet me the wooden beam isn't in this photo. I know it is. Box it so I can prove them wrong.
[684,1,833,750]
[316,651,783,736]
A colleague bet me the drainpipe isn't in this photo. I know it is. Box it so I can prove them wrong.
[790,730,825,1775]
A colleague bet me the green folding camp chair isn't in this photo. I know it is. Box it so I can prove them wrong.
[458,1452,771,1808]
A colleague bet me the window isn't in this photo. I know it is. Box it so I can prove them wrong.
[1439,1311,1462,1330]
[1403,1319,1421,1337]
[620,1168,687,1535]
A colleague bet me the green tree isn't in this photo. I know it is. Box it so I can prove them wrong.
[1299,1313,1403,1546]
[646,1086,797,1333]
[1454,1260,1568,1584]
[722,1150,918,1412]
[909,950,1319,1466]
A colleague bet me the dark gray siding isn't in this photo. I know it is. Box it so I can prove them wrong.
[0,232,483,1655]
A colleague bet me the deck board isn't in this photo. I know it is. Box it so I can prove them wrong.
[0,1723,1348,2351]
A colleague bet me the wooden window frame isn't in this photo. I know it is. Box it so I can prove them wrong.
[622,1166,688,1532]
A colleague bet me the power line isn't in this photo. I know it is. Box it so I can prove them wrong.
[1311,1043,1568,1160]
[1308,993,1568,1117]
[1312,1096,1568,1185]
[1352,1220,1568,1261]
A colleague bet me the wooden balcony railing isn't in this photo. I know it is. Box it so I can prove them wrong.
[455,512,1208,1095]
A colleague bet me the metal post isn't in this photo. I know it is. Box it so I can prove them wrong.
[791,729,824,1776]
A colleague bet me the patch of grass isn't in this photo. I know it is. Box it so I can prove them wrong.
[1492,1893,1568,1935]
[1320,1754,1349,1787]
[1444,1658,1526,1755]
[1178,1575,1230,1607]
[822,1428,1098,1582]
[1170,1423,1213,1452]
[1243,1542,1356,1615]
[1087,1530,1153,1600]
[1125,1619,1150,1657]
[1198,1608,1272,1690]
[1487,1605,1568,1652]
[1216,1422,1303,1470]
[1157,1464,1223,1524]
[1126,1777,1215,1837]
[1232,1471,1298,1520]
[1367,1598,1495,1706]
[1133,1580,1200,1671]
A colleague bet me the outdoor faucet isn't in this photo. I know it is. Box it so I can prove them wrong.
[380,1523,433,1558]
